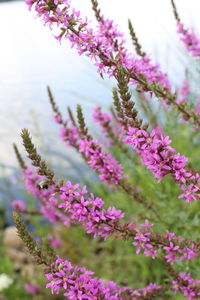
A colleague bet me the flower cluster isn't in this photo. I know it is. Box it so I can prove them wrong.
[57,180,124,239]
[176,78,190,104]
[132,221,198,263]
[52,114,79,148]
[24,283,40,295]
[196,97,200,115]
[53,180,199,263]
[92,105,125,147]
[92,1,172,94]
[49,236,62,248]
[95,15,125,50]
[79,138,124,184]
[23,167,71,226]
[59,125,79,147]
[177,22,200,58]
[45,256,200,299]
[131,283,162,299]
[93,6,172,94]
[12,200,26,212]
[92,105,112,139]
[45,256,163,299]
[172,272,200,300]
[124,126,200,202]
[51,102,125,185]
[46,256,123,298]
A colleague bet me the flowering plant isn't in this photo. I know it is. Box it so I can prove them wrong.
[10,0,200,299]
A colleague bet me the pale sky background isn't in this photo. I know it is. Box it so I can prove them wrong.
[0,0,200,170]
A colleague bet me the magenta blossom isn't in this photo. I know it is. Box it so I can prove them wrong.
[45,256,162,299]
[24,283,40,294]
[124,125,200,202]
[177,22,200,58]
[12,200,26,212]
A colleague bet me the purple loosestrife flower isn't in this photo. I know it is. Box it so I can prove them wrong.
[23,167,71,226]
[177,22,200,58]
[52,108,124,185]
[51,113,62,124]
[140,219,154,231]
[92,106,112,138]
[178,184,199,203]
[45,256,162,299]
[59,125,79,147]
[49,236,62,248]
[93,0,171,95]
[58,181,124,239]
[124,125,200,202]
[161,237,198,264]
[12,200,26,212]
[153,125,165,138]
[132,221,158,259]
[172,273,200,300]
[79,138,124,184]
[132,283,162,299]
[128,55,172,95]
[24,0,34,10]
[56,180,199,264]
[24,283,40,294]
[163,242,180,264]
[130,220,198,263]
[96,17,124,50]
[51,115,79,148]
[180,246,198,262]
[132,229,154,255]
[196,97,200,115]
[165,230,175,241]
[46,256,119,298]
[92,106,125,145]
[177,78,190,104]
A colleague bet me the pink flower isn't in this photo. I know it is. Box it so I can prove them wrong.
[140,219,154,231]
[178,184,199,203]
[177,22,200,58]
[12,200,25,212]
[59,125,79,147]
[172,273,200,300]
[49,236,62,248]
[51,113,62,124]
[163,242,180,264]
[23,168,71,226]
[24,283,40,294]
[132,230,152,255]
[45,256,137,298]
[79,138,124,184]
[177,79,190,104]
[180,246,198,262]
[124,125,200,202]
[196,97,200,115]
[24,0,34,10]
[57,181,124,239]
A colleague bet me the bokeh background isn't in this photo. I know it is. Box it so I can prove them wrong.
[0,1,200,299]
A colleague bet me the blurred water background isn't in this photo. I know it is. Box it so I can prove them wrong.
[0,0,200,209]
